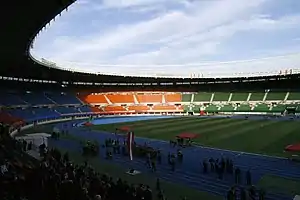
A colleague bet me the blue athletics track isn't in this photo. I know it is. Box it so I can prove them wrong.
[48,115,300,200]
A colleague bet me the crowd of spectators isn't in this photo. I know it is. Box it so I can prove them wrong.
[0,123,161,200]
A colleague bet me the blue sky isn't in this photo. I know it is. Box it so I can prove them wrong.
[31,0,300,78]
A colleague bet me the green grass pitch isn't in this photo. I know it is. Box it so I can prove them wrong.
[92,116,300,157]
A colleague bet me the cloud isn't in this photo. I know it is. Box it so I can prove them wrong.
[31,0,300,77]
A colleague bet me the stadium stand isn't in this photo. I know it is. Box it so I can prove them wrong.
[164,93,182,103]
[249,92,265,101]
[265,92,287,101]
[287,92,300,101]
[213,92,230,102]
[193,92,212,102]
[4,90,300,123]
[136,94,163,103]
[181,93,192,102]
[231,93,249,102]
[106,93,135,104]
[79,94,108,104]
[45,92,81,104]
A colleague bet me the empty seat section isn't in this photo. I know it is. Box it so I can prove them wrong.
[271,105,286,112]
[55,107,78,114]
[214,93,230,102]
[253,104,269,112]
[287,92,300,101]
[0,111,23,124]
[128,105,149,111]
[164,94,181,102]
[80,94,108,104]
[249,93,265,101]
[46,93,80,104]
[104,106,126,112]
[8,108,59,122]
[191,105,201,113]
[213,92,230,101]
[220,104,234,112]
[90,107,101,113]
[205,105,218,112]
[152,105,177,111]
[183,105,192,112]
[79,106,92,113]
[231,93,249,101]
[106,94,134,103]
[265,92,286,101]
[194,92,212,102]
[22,93,53,105]
[136,94,162,103]
[33,108,59,119]
[0,93,26,106]
[182,94,192,102]
[236,104,251,112]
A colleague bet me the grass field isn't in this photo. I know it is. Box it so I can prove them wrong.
[92,116,300,157]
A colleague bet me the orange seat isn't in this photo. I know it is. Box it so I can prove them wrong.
[136,94,162,103]
[79,94,108,104]
[128,105,149,111]
[165,94,182,102]
[106,94,134,103]
[104,106,126,112]
[152,105,177,111]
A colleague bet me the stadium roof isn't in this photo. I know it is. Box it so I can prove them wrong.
[1,0,300,90]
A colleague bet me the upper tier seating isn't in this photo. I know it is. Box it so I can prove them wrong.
[136,94,162,103]
[265,92,286,101]
[249,93,265,101]
[194,92,212,102]
[164,93,182,102]
[79,94,108,104]
[106,94,135,103]
[0,92,26,106]
[45,93,81,104]
[231,93,249,101]
[287,92,300,101]
[213,92,230,102]
[22,93,53,105]
[182,94,192,102]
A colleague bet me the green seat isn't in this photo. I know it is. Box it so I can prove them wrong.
[266,92,286,101]
[253,104,270,112]
[236,104,251,112]
[249,93,265,101]
[182,94,192,102]
[271,105,286,112]
[220,105,235,112]
[205,105,219,112]
[194,92,212,102]
[231,93,249,101]
[213,92,230,102]
[287,92,300,101]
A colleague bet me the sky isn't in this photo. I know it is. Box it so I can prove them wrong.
[31,0,300,78]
